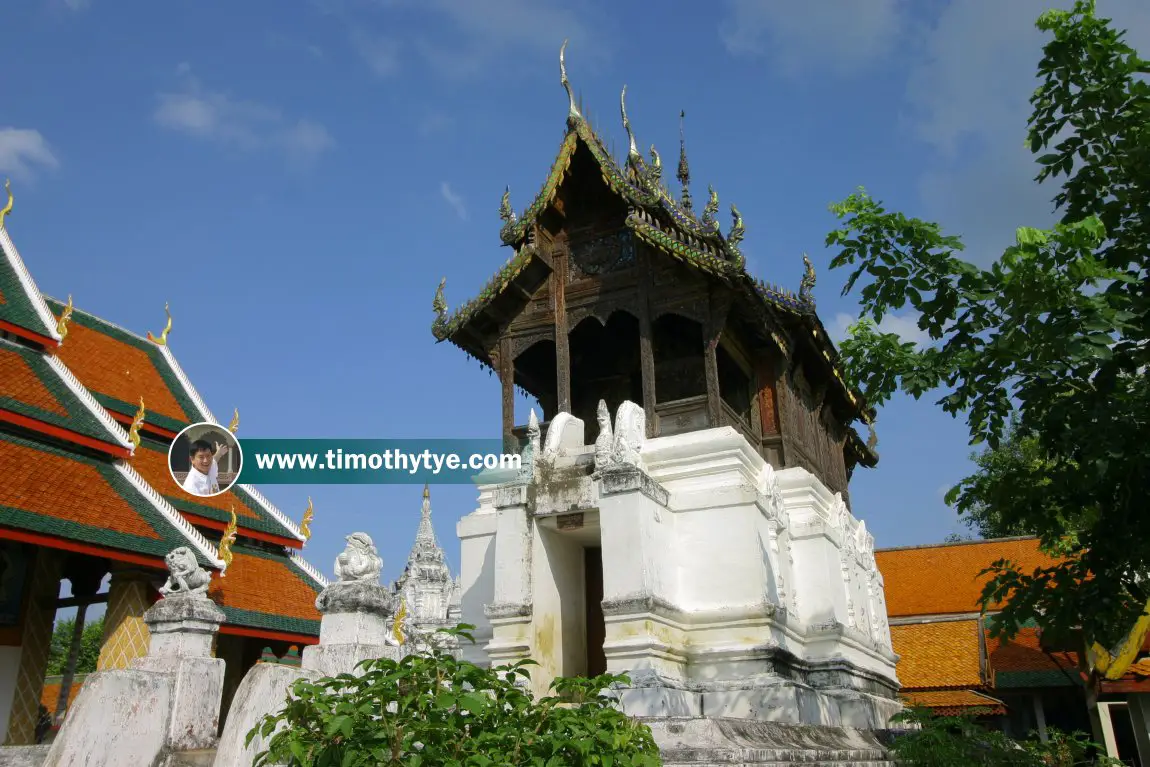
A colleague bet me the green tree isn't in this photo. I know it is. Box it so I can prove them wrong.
[249,626,662,766]
[46,615,105,676]
[824,0,1148,708]
[955,416,1079,542]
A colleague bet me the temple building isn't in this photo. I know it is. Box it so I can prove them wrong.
[0,189,327,745]
[432,51,877,508]
[433,46,900,742]
[390,485,461,635]
[877,536,1150,763]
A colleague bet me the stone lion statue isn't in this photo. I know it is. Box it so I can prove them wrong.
[334,533,382,583]
[159,546,211,598]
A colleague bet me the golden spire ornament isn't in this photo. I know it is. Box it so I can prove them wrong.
[300,496,314,542]
[56,295,74,340]
[147,303,172,345]
[228,409,240,434]
[218,507,238,575]
[0,179,12,230]
[128,397,146,450]
[392,598,407,645]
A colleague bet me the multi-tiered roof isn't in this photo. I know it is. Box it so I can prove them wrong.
[431,43,875,468]
[0,187,326,644]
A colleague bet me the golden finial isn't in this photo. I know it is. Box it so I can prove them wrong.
[56,295,74,340]
[392,598,407,645]
[300,496,314,542]
[128,397,145,450]
[228,409,240,434]
[0,179,12,230]
[219,507,238,575]
[147,303,172,345]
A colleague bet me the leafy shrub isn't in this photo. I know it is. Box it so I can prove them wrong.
[889,707,1121,767]
[248,625,663,766]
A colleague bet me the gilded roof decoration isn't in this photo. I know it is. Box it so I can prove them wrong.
[0,180,12,230]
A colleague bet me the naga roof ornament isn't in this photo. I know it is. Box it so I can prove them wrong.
[800,253,817,304]
[0,179,12,230]
[498,187,516,224]
[701,186,719,231]
[560,39,581,124]
[727,204,745,267]
[621,85,640,165]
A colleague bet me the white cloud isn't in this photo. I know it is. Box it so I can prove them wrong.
[440,182,467,220]
[152,66,334,166]
[345,0,606,81]
[718,0,905,76]
[277,120,336,168]
[905,0,1150,263]
[0,128,60,180]
[350,28,401,77]
[832,311,930,348]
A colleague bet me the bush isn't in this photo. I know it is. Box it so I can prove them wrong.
[248,625,663,766]
[888,707,1121,767]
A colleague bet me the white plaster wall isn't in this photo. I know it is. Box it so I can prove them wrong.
[456,501,497,662]
[672,504,764,611]
[531,526,587,691]
[0,645,22,744]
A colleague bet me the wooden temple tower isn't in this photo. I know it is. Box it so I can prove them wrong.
[432,44,878,503]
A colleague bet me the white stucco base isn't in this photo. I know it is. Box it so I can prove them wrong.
[457,414,901,730]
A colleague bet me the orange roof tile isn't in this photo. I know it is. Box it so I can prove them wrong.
[1,439,160,541]
[0,431,212,565]
[51,319,190,425]
[901,689,1006,716]
[987,626,1079,676]
[209,546,321,637]
[1,346,67,417]
[890,620,984,690]
[876,538,1063,618]
[130,441,259,523]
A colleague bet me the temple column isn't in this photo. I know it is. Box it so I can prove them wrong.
[554,248,571,414]
[483,485,533,670]
[498,338,515,453]
[637,248,656,437]
[4,547,62,745]
[97,567,157,671]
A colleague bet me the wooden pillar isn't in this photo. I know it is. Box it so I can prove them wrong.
[554,245,571,414]
[637,248,656,437]
[499,337,515,454]
[704,290,728,428]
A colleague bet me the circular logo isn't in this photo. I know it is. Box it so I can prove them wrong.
[168,422,243,498]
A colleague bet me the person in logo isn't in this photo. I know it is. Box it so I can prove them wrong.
[182,438,229,496]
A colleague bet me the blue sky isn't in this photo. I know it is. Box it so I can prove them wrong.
[5,0,1149,589]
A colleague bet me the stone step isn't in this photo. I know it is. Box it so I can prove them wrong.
[662,750,895,766]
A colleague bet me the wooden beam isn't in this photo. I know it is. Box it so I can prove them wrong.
[499,336,515,453]
[217,624,319,646]
[637,245,657,437]
[0,409,131,459]
[0,527,168,570]
[554,238,572,414]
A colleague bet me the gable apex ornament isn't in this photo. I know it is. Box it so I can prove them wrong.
[0,179,11,230]
[56,295,74,340]
[147,302,173,345]
[560,39,582,124]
